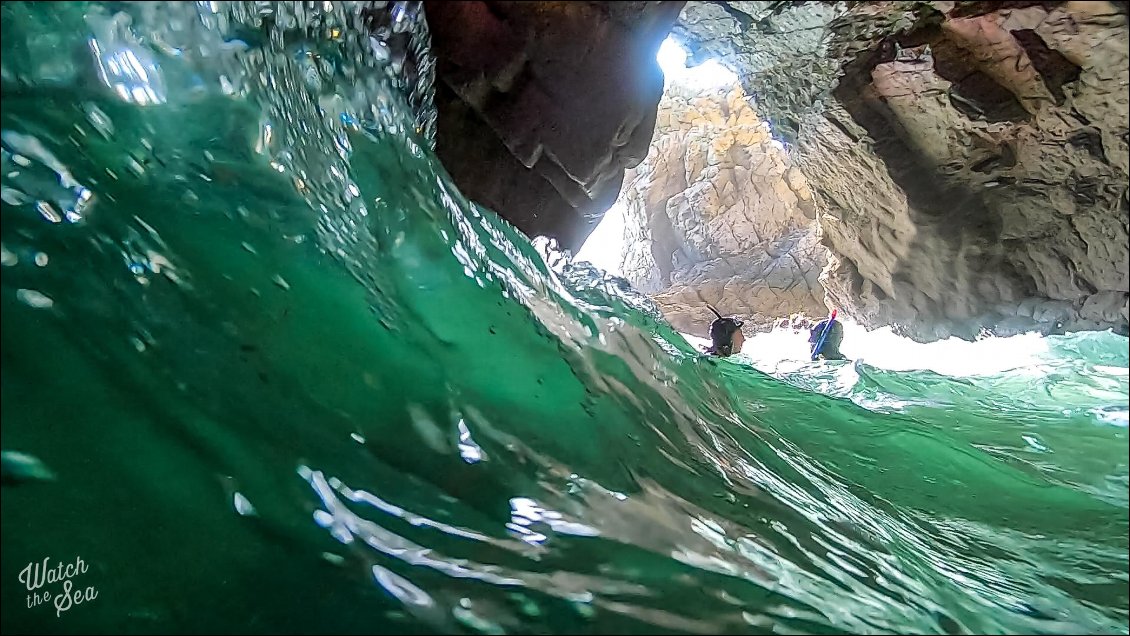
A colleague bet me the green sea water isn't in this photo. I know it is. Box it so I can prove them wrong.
[1,2,1127,634]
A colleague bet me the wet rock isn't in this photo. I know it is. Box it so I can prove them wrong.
[426,1,686,251]
[677,1,1129,341]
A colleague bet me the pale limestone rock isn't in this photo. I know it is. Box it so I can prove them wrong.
[609,80,829,337]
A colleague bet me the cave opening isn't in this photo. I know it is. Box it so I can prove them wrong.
[577,35,828,334]
[578,36,742,277]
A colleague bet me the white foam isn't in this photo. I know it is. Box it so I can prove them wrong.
[680,319,1053,378]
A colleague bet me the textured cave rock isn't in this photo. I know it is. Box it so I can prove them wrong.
[672,1,843,145]
[424,1,686,251]
[611,82,827,337]
[676,0,1129,340]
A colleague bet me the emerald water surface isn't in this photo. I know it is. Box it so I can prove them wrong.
[2,2,1127,634]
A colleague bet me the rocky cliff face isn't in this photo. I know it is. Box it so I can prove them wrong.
[613,82,828,335]
[425,1,686,251]
[677,0,1130,340]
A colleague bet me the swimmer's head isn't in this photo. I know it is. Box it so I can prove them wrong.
[706,304,745,357]
[809,319,844,358]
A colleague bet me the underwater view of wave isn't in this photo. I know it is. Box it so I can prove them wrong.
[1,2,1127,634]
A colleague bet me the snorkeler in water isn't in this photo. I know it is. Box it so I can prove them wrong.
[703,304,745,357]
[809,311,847,361]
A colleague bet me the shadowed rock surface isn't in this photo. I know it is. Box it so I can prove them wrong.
[425,1,686,251]
[675,0,1129,340]
[425,0,1128,341]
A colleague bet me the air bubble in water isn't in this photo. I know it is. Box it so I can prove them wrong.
[17,289,54,309]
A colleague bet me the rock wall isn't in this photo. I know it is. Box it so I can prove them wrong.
[677,0,1130,340]
[425,1,686,252]
[612,82,828,336]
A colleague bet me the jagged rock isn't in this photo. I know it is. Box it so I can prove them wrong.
[677,0,1130,340]
[425,1,686,251]
[672,1,842,145]
[611,81,829,337]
